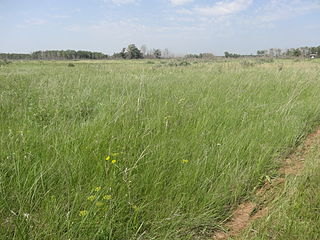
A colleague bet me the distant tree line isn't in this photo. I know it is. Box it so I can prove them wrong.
[111,44,173,59]
[224,52,241,58]
[0,50,107,60]
[0,44,175,60]
[184,53,215,59]
[2,44,319,60]
[0,53,32,60]
[256,46,320,58]
[223,46,320,58]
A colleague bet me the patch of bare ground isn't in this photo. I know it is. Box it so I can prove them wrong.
[212,128,320,240]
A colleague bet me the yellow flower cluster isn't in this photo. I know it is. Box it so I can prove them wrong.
[87,195,96,201]
[181,159,189,164]
[103,195,112,200]
[80,187,113,217]
[105,155,117,164]
[79,210,88,217]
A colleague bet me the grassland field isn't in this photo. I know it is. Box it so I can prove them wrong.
[0,58,320,239]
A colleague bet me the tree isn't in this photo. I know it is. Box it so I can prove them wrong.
[140,44,147,57]
[184,54,199,58]
[120,48,127,59]
[153,49,161,59]
[162,48,171,58]
[285,48,293,56]
[269,48,275,57]
[184,53,214,59]
[275,48,282,57]
[293,48,301,57]
[126,44,143,59]
[224,51,240,58]
[299,47,309,57]
[257,50,267,56]
[199,53,214,59]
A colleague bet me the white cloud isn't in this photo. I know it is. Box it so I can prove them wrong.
[16,18,47,28]
[170,0,194,6]
[255,0,320,23]
[26,18,47,25]
[65,25,82,32]
[52,15,70,19]
[111,0,137,4]
[175,8,194,14]
[194,0,253,16]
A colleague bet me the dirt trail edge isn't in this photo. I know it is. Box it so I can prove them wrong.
[212,128,320,240]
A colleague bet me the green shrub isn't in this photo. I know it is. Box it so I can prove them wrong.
[0,59,11,66]
[240,60,255,67]
[256,58,274,64]
[178,61,191,66]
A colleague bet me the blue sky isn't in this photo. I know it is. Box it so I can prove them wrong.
[0,0,319,55]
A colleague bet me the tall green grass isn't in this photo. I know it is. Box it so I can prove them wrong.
[1,59,320,239]
[239,129,320,240]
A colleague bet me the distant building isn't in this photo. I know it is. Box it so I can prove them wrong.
[310,53,317,59]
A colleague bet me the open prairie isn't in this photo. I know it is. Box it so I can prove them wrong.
[1,59,320,239]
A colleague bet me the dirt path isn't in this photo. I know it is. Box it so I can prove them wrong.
[212,128,320,240]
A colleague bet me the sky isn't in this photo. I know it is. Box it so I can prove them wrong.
[0,0,319,55]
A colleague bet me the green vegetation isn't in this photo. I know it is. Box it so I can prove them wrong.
[257,46,320,58]
[1,59,320,239]
[1,45,319,61]
[0,50,108,60]
[239,132,320,240]
[0,59,11,66]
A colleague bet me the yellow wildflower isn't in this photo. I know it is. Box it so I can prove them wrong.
[111,160,117,164]
[79,210,88,217]
[103,195,112,200]
[95,186,102,192]
[182,159,189,164]
[87,195,96,201]
[95,201,103,207]
[105,156,111,161]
